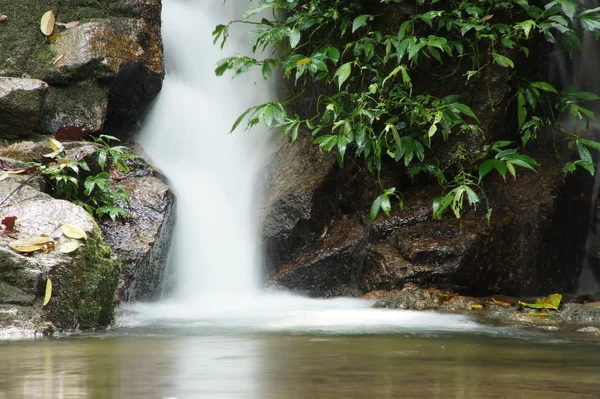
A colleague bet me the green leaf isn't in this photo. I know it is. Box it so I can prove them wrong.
[352,15,371,33]
[530,81,558,93]
[334,62,352,89]
[448,102,478,120]
[478,159,496,181]
[370,195,382,221]
[289,29,301,48]
[380,194,392,217]
[560,0,578,21]
[492,53,515,68]
[518,293,562,311]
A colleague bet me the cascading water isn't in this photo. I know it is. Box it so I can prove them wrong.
[120,0,478,332]
[139,0,270,301]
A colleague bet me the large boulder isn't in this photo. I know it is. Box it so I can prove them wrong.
[99,155,175,302]
[262,138,592,298]
[0,0,163,138]
[38,80,109,135]
[261,134,338,271]
[269,216,368,297]
[0,78,49,139]
[0,172,120,333]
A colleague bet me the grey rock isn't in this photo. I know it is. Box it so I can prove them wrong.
[0,176,119,332]
[270,216,368,297]
[39,80,109,135]
[0,78,49,139]
[262,134,338,271]
[557,303,600,323]
[99,156,175,301]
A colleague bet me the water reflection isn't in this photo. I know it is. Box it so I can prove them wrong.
[1,333,599,398]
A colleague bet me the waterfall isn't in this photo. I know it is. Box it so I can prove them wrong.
[139,0,274,301]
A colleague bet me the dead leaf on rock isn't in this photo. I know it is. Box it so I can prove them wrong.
[56,21,79,29]
[492,298,511,307]
[58,240,82,253]
[43,138,64,158]
[61,224,87,240]
[9,236,55,253]
[518,293,562,311]
[48,33,62,42]
[40,10,55,36]
[43,279,52,306]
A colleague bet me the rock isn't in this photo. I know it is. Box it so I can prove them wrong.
[99,156,175,301]
[576,326,600,333]
[262,134,338,271]
[557,303,600,323]
[0,174,119,332]
[269,216,368,297]
[0,1,164,138]
[0,78,49,139]
[39,80,109,135]
[0,137,53,163]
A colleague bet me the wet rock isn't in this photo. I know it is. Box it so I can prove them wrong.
[99,156,175,301]
[576,326,600,334]
[370,285,481,311]
[270,216,368,297]
[0,137,52,163]
[0,78,49,139]
[557,303,600,323]
[0,174,119,332]
[39,80,109,135]
[262,134,338,271]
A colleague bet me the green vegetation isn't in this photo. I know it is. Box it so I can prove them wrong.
[32,135,134,221]
[215,0,600,220]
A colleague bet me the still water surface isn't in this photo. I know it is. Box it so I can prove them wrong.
[1,321,599,398]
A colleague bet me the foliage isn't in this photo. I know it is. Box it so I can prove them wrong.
[32,135,135,221]
[215,0,600,220]
[518,293,562,311]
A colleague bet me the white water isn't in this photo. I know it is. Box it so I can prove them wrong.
[127,0,479,333]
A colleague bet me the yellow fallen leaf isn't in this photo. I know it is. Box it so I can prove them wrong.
[40,10,56,36]
[9,236,55,253]
[470,304,483,310]
[492,298,511,307]
[48,33,62,42]
[58,240,82,253]
[42,138,64,158]
[43,279,52,306]
[61,224,87,240]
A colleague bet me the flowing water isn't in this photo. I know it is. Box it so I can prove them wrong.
[2,1,600,397]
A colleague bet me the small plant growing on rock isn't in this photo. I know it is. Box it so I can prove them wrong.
[32,135,135,221]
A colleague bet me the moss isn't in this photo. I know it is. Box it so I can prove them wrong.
[0,1,128,79]
[80,224,120,329]
[43,222,119,330]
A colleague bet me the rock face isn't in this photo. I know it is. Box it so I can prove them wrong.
[261,134,338,271]
[264,141,591,298]
[99,156,175,301]
[0,0,163,139]
[0,78,49,139]
[0,171,120,333]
